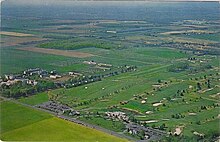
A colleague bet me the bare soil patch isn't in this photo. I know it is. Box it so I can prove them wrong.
[17,47,94,58]
[0,31,33,37]
[49,75,73,82]
[1,36,45,47]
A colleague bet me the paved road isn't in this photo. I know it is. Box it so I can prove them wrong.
[1,97,137,142]
[1,96,167,142]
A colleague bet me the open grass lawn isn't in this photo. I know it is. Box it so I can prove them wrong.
[87,47,184,67]
[52,79,131,102]
[49,63,190,110]
[183,119,220,138]
[135,47,188,59]
[91,80,151,108]
[123,100,153,113]
[0,101,129,142]
[0,47,88,75]
[80,117,126,132]
[18,92,49,106]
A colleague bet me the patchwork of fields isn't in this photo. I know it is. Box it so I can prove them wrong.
[0,101,128,142]
[1,1,220,142]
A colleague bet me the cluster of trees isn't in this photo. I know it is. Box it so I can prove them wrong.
[206,79,211,88]
[75,97,99,107]
[65,75,102,88]
[188,57,196,60]
[1,65,137,100]
[1,80,57,99]
[65,65,137,89]
[120,65,137,73]
[173,89,186,98]
[38,39,118,50]
[168,62,189,72]
[43,34,74,40]
[137,130,146,140]
[190,73,217,81]
[159,123,166,130]
[171,113,185,119]
[129,115,137,123]
[189,64,212,74]
[197,82,202,90]
[197,79,211,91]
[57,27,74,30]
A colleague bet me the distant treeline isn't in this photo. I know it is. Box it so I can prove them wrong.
[168,62,212,73]
[38,39,121,50]
[40,21,90,26]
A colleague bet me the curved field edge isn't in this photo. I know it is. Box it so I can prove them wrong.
[0,101,129,142]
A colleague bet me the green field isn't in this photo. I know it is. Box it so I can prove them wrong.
[1,6,220,141]
[0,47,87,75]
[18,92,49,105]
[2,117,128,142]
[178,33,220,42]
[42,52,219,140]
[0,101,128,142]
[2,43,219,141]
[0,101,52,133]
[80,117,126,132]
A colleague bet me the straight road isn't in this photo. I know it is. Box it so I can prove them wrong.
[1,96,137,142]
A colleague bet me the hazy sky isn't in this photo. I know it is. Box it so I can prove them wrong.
[2,0,220,3]
[1,0,219,6]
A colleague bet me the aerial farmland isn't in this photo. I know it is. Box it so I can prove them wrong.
[0,1,219,142]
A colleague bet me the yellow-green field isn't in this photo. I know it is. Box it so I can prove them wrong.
[0,101,128,142]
